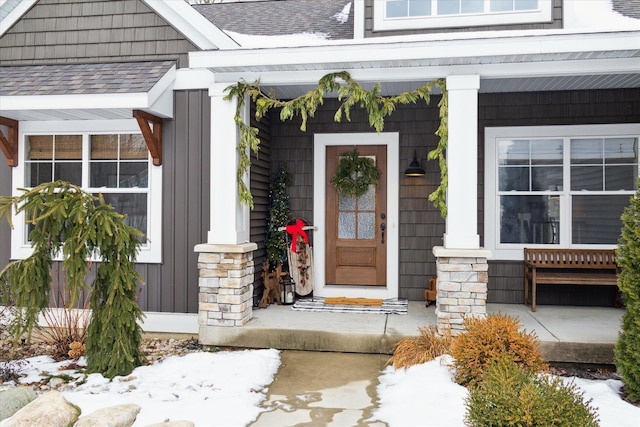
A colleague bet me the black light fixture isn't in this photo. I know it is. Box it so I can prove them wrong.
[404,150,425,177]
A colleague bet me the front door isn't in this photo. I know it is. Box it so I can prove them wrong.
[325,145,387,286]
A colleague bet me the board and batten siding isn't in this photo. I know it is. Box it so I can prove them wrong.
[480,88,640,305]
[0,0,196,67]
[363,0,562,38]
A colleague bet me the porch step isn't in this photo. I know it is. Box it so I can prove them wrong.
[198,302,623,365]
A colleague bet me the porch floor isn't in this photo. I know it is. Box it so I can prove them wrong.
[198,302,624,365]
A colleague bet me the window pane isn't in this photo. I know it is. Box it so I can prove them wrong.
[515,0,537,10]
[571,138,603,164]
[571,166,602,191]
[338,212,356,239]
[461,0,483,13]
[572,195,629,244]
[386,0,408,17]
[498,140,529,165]
[357,212,376,239]
[531,166,562,191]
[120,162,148,188]
[101,193,148,236]
[605,138,637,164]
[531,139,562,165]
[605,165,637,191]
[500,195,560,244]
[26,163,52,186]
[91,135,118,160]
[54,163,82,185]
[409,0,430,16]
[499,167,528,191]
[54,135,82,160]
[439,0,460,15]
[120,134,148,160]
[27,135,53,160]
[90,162,117,188]
[491,0,513,12]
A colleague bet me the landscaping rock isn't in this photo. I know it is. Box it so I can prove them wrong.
[0,390,80,427]
[144,422,195,427]
[74,404,141,427]
[0,387,36,421]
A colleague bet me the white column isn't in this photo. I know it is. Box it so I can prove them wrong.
[207,83,250,245]
[444,75,480,249]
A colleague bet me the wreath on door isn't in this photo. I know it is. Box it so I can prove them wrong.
[330,149,381,198]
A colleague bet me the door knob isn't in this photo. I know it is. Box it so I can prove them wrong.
[380,223,386,244]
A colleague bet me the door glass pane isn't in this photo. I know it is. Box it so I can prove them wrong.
[357,213,376,239]
[338,212,356,239]
[339,193,356,210]
[572,195,628,244]
[358,185,376,210]
[500,195,560,244]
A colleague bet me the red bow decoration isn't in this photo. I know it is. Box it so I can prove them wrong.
[285,219,308,253]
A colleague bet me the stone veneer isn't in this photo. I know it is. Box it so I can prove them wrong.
[432,246,491,335]
[195,243,257,327]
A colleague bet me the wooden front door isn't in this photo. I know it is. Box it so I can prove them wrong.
[325,145,387,286]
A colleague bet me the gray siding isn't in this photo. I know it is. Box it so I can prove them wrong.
[250,105,272,306]
[135,90,211,313]
[481,88,640,305]
[0,0,197,67]
[364,0,562,38]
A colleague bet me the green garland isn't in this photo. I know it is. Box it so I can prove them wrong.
[330,150,381,197]
[224,71,449,217]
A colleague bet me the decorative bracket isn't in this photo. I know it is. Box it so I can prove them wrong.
[0,116,19,167]
[133,110,162,166]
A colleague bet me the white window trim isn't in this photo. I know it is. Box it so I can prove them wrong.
[484,123,640,261]
[373,0,553,31]
[11,120,162,263]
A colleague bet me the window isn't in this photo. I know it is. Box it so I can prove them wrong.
[485,124,640,260]
[374,0,552,31]
[12,120,162,263]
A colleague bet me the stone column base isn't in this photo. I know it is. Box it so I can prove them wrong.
[432,246,491,336]
[195,243,257,327]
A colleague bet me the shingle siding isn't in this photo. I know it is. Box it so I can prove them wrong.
[0,0,196,67]
[364,0,562,38]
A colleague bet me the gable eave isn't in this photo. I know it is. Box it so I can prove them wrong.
[0,0,37,37]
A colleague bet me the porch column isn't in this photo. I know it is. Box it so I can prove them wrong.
[433,75,489,335]
[196,84,255,330]
[444,75,480,249]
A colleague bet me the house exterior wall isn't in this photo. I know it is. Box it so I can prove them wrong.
[270,88,639,304]
[0,159,10,274]
[480,88,640,306]
[363,0,562,38]
[0,0,196,67]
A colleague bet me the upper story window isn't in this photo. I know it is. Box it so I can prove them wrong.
[374,0,552,31]
[12,120,162,263]
[485,124,640,260]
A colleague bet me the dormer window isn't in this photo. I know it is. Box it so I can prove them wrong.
[375,0,552,31]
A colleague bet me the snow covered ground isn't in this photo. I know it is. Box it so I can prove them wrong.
[2,350,639,426]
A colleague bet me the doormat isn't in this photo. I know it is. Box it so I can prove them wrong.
[292,297,408,314]
[323,297,383,306]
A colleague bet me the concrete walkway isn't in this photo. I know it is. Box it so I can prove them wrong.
[200,302,624,365]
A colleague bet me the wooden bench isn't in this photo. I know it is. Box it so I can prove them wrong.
[524,248,618,312]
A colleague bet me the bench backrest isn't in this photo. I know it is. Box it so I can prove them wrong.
[524,248,617,269]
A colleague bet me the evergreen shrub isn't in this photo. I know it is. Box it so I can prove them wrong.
[450,314,546,388]
[465,356,600,427]
[615,183,640,402]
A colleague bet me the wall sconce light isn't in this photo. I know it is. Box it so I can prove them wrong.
[404,150,425,177]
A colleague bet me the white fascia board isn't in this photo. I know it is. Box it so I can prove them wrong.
[141,0,238,50]
[208,56,640,87]
[0,0,37,36]
[189,31,640,70]
[174,68,215,90]
[1,93,155,112]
